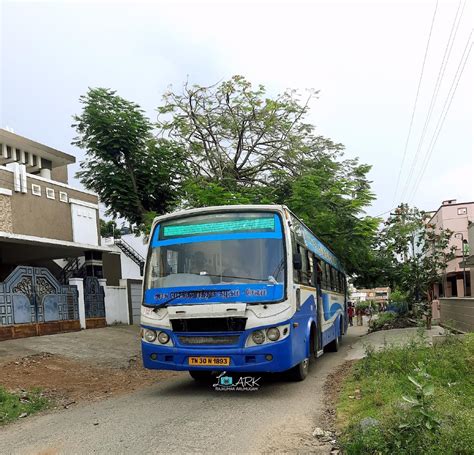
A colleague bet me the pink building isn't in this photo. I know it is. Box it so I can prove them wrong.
[430,199,474,298]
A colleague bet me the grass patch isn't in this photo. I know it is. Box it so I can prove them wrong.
[337,333,474,454]
[0,387,49,425]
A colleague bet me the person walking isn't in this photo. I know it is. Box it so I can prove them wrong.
[356,305,363,326]
[366,303,374,325]
[348,302,354,326]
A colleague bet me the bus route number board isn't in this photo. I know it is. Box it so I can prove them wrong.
[188,356,230,366]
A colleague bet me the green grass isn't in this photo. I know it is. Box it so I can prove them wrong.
[337,334,474,454]
[0,387,49,425]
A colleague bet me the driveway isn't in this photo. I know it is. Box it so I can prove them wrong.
[0,325,140,369]
[0,325,368,454]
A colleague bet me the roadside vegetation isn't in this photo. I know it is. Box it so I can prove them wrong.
[337,333,474,454]
[0,387,49,425]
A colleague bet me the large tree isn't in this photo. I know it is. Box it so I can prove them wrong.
[74,78,379,274]
[157,75,344,191]
[287,156,380,274]
[73,88,185,226]
[157,76,378,273]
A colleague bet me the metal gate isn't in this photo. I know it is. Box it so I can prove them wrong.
[129,281,143,324]
[84,276,105,319]
[0,266,79,339]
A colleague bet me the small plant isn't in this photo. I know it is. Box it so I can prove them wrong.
[401,365,441,431]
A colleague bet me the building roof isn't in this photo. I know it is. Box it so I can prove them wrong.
[0,128,75,168]
[427,200,474,224]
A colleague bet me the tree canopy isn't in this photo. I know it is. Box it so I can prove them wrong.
[73,88,185,227]
[378,204,455,304]
[73,77,381,275]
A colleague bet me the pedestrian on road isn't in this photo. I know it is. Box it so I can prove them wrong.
[366,304,374,325]
[356,305,363,326]
[348,303,354,326]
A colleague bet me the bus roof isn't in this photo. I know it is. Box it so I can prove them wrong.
[151,204,344,274]
[151,204,287,224]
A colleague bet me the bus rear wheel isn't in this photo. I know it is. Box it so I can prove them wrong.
[288,358,309,381]
[189,370,214,382]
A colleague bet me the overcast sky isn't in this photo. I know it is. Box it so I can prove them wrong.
[1,0,472,218]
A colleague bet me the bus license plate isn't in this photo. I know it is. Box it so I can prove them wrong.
[188,356,230,366]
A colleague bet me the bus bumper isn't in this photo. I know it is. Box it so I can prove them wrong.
[141,338,295,373]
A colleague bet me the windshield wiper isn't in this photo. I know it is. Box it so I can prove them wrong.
[204,273,279,283]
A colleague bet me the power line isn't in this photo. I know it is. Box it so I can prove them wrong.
[400,0,465,202]
[392,0,439,205]
[409,31,473,202]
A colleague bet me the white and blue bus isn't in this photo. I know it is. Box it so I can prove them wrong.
[141,205,347,381]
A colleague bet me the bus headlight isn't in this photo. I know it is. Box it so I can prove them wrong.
[157,331,170,344]
[143,329,157,342]
[252,330,265,345]
[266,327,280,341]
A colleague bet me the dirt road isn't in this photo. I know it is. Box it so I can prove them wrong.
[0,326,366,454]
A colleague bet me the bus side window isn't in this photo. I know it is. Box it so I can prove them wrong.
[303,248,312,286]
[298,245,310,285]
[330,267,337,292]
[314,257,322,287]
[322,262,329,290]
[308,254,315,286]
[291,234,299,283]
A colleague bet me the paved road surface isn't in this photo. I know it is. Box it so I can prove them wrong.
[0,327,367,455]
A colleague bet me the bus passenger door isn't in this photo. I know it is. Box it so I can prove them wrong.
[314,257,324,356]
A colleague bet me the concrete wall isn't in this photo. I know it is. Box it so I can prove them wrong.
[104,285,130,325]
[1,168,99,242]
[0,194,13,232]
[439,298,474,333]
[51,165,68,184]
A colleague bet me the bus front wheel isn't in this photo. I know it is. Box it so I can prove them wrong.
[288,358,309,381]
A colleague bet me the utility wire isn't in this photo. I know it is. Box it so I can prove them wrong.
[400,0,465,201]
[392,0,439,205]
[401,0,466,202]
[409,32,473,202]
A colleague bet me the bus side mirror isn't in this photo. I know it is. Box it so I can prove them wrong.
[293,253,302,271]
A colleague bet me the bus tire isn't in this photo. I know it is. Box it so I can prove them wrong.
[189,370,213,382]
[288,358,310,381]
[325,334,339,352]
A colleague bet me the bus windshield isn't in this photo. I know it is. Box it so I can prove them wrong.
[144,212,285,304]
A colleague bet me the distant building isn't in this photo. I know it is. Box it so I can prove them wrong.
[351,287,391,305]
[429,199,474,298]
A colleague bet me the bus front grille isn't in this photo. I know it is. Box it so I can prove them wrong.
[178,335,240,346]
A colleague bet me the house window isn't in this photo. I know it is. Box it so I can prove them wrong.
[457,207,467,215]
[59,191,68,203]
[46,188,55,200]
[31,184,41,196]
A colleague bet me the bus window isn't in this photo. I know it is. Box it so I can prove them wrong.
[291,234,299,283]
[295,245,310,285]
[308,254,315,286]
[322,262,330,290]
[315,257,322,287]
[331,267,338,292]
[302,248,311,286]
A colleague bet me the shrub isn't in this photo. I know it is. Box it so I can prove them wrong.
[368,311,397,332]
